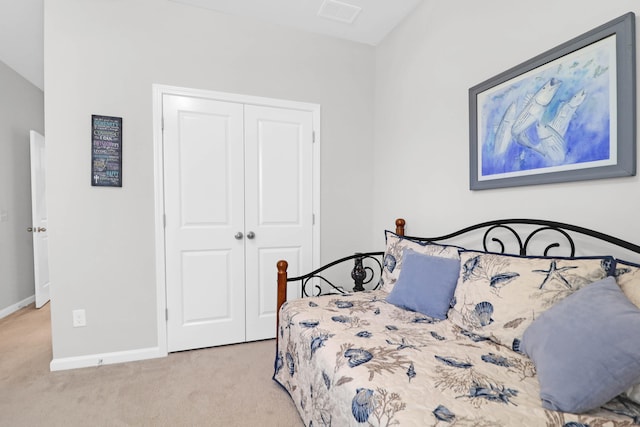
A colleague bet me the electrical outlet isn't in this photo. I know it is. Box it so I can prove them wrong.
[72,309,86,327]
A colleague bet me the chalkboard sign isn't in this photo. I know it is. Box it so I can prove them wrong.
[91,115,122,187]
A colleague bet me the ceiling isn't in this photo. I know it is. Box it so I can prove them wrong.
[169,0,423,45]
[0,0,422,92]
[0,0,44,90]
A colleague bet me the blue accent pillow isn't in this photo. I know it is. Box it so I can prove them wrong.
[385,249,461,320]
[521,276,640,413]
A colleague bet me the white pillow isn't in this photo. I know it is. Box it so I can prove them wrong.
[448,250,615,350]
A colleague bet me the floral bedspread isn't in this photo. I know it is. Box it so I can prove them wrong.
[273,290,640,426]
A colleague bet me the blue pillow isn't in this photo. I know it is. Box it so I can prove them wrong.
[385,249,461,320]
[521,276,640,413]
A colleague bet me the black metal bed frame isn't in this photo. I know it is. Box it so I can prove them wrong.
[286,218,640,298]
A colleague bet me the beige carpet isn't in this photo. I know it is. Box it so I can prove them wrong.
[0,304,302,427]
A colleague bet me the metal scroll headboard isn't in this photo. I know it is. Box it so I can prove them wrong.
[403,219,640,258]
[282,218,640,299]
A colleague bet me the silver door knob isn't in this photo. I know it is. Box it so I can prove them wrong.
[234,232,243,240]
[246,231,255,239]
[27,227,33,232]
[37,227,47,232]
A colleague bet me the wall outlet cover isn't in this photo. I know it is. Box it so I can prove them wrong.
[72,309,86,327]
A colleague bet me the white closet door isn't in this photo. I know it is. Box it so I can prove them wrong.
[244,105,314,341]
[164,95,246,352]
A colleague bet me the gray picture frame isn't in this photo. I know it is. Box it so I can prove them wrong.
[469,12,636,190]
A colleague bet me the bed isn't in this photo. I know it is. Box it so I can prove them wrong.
[273,219,640,426]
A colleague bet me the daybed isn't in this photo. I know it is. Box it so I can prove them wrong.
[273,219,640,426]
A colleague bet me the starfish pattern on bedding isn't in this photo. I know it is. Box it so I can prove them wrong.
[533,260,578,290]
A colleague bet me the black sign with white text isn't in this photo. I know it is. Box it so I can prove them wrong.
[91,115,122,187]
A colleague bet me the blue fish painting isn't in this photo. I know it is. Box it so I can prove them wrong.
[352,388,375,423]
[478,35,615,178]
[356,331,372,338]
[331,315,350,323]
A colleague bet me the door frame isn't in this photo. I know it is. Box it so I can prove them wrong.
[152,84,321,354]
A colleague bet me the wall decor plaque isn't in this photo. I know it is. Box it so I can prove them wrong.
[91,115,122,187]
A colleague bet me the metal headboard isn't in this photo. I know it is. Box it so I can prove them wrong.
[402,219,640,258]
[277,218,640,302]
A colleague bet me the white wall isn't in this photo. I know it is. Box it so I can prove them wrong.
[44,0,374,362]
[46,0,640,367]
[373,1,640,248]
[0,60,44,316]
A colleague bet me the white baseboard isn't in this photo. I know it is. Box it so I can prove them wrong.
[50,346,167,371]
[0,295,35,320]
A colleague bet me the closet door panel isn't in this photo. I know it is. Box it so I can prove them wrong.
[244,105,314,341]
[164,95,246,352]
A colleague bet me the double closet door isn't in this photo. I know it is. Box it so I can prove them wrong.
[163,94,314,352]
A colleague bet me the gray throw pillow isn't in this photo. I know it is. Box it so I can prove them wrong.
[385,249,461,320]
[521,276,640,413]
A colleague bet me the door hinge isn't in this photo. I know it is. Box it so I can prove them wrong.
[161,116,164,131]
[165,308,168,321]
[312,213,315,225]
[163,214,166,228]
[312,131,316,143]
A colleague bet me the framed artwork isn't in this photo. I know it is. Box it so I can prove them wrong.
[469,12,636,190]
[91,115,122,187]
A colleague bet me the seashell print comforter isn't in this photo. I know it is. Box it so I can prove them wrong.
[273,290,640,426]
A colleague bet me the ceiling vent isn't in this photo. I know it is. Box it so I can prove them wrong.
[317,0,362,24]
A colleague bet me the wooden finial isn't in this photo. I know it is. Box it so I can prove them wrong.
[395,218,406,236]
[277,260,288,273]
[276,260,289,345]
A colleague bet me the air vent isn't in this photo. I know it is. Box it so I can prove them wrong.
[317,0,362,24]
